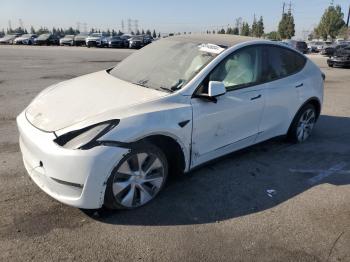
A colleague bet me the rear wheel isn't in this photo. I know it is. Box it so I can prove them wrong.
[104,143,168,210]
[288,104,317,143]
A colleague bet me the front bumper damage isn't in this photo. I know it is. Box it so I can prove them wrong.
[17,112,129,209]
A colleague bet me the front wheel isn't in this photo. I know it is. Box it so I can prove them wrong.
[104,143,168,210]
[288,104,317,143]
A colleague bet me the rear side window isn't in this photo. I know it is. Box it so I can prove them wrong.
[262,46,306,82]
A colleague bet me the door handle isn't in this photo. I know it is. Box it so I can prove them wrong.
[250,94,262,101]
[295,83,304,88]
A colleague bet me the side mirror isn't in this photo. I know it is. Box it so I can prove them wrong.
[208,81,226,98]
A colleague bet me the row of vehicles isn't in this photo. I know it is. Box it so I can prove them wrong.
[280,39,350,68]
[0,33,154,49]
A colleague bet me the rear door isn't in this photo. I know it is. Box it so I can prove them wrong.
[256,45,307,143]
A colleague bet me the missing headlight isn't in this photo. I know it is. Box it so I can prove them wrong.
[54,120,120,150]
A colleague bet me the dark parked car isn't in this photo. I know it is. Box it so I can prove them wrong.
[129,35,153,49]
[74,34,88,46]
[120,34,132,47]
[321,46,335,57]
[108,36,124,48]
[295,41,308,54]
[322,44,350,57]
[327,46,350,68]
[35,34,59,46]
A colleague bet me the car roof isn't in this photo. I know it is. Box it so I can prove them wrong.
[166,34,258,47]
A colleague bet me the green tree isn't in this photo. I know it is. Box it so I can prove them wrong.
[257,16,264,37]
[315,5,345,40]
[141,29,145,35]
[136,29,140,35]
[337,26,349,40]
[218,28,225,34]
[226,27,233,34]
[146,29,151,36]
[240,22,250,36]
[158,32,161,38]
[278,11,295,39]
[152,29,157,38]
[30,26,36,34]
[251,16,258,37]
[266,31,281,41]
[232,27,239,35]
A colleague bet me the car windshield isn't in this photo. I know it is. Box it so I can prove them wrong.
[110,40,224,92]
[131,36,143,41]
[37,34,50,40]
[91,33,101,37]
[64,35,74,39]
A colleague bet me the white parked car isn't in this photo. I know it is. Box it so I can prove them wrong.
[17,35,324,210]
[14,34,37,45]
[59,35,75,46]
[85,33,108,48]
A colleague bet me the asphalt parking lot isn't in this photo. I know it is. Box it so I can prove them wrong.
[0,45,349,262]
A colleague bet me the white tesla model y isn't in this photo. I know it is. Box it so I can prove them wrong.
[17,35,324,209]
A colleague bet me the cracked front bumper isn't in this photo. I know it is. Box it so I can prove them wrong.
[17,112,129,209]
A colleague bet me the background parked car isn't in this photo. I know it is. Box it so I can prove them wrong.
[13,34,37,45]
[0,34,19,44]
[129,35,153,49]
[314,41,325,52]
[59,35,75,46]
[120,34,132,47]
[327,45,350,68]
[284,40,308,54]
[108,36,124,48]
[35,33,59,46]
[74,34,88,46]
[322,43,350,57]
[85,33,108,48]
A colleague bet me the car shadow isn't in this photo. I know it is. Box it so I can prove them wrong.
[82,115,350,226]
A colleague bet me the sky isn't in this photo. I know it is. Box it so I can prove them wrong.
[0,0,349,38]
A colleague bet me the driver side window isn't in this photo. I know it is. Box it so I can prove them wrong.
[209,46,261,91]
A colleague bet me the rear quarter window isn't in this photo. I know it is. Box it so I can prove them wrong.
[262,45,306,82]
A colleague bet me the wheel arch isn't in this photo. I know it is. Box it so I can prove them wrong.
[287,97,321,135]
[139,134,187,175]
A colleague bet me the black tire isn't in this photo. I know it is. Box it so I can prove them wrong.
[288,103,317,144]
[104,142,168,210]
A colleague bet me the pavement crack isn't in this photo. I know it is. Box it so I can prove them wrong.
[327,231,344,261]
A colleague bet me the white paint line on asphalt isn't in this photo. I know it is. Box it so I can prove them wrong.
[289,162,347,185]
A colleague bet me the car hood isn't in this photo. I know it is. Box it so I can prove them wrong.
[86,37,101,41]
[25,70,166,132]
[60,38,73,42]
[15,36,30,41]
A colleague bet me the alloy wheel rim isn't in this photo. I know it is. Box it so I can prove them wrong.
[296,109,316,142]
[113,152,165,208]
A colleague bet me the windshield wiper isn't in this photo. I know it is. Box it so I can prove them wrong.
[132,79,149,88]
[157,87,174,93]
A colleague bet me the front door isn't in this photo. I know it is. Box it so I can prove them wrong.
[191,45,265,167]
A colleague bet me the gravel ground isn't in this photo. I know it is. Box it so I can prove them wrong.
[0,45,349,262]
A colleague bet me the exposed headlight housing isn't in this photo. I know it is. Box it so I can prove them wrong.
[54,120,119,150]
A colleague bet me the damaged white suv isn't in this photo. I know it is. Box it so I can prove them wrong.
[17,35,324,210]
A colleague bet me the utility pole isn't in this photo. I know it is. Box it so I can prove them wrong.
[282,2,285,15]
[121,20,125,33]
[288,1,292,13]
